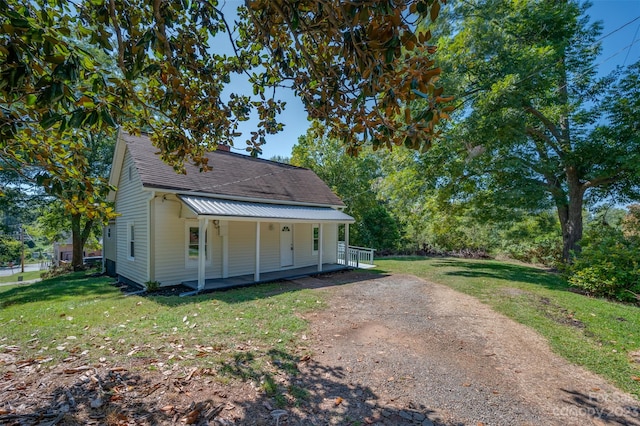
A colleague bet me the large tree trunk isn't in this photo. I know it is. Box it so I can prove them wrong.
[70,213,94,271]
[557,168,585,263]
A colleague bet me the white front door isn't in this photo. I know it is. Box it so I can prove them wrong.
[280,224,293,267]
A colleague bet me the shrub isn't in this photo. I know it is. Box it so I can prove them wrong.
[567,227,640,302]
[41,263,73,279]
[145,280,160,292]
[504,236,563,267]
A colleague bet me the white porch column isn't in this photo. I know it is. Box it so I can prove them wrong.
[255,221,261,282]
[344,223,350,267]
[220,221,229,278]
[197,217,208,291]
[318,223,324,272]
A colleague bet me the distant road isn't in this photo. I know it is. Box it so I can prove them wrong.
[0,263,47,277]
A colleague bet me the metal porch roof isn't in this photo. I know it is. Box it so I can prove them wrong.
[178,195,355,222]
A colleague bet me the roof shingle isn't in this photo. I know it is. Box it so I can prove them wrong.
[122,132,345,207]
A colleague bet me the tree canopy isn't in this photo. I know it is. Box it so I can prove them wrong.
[291,127,401,251]
[398,0,640,261]
[1,0,450,167]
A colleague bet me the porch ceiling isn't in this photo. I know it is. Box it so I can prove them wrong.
[178,195,355,223]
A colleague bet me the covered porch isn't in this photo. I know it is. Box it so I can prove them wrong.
[182,262,349,292]
[178,195,356,292]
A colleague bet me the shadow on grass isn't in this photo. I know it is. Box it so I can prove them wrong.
[379,256,568,291]
[149,269,388,307]
[0,273,117,309]
[0,349,450,426]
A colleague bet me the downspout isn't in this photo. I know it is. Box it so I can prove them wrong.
[198,217,208,291]
[147,191,155,284]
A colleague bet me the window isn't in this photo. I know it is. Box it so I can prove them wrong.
[187,225,207,264]
[128,165,133,181]
[127,222,135,260]
[312,224,319,254]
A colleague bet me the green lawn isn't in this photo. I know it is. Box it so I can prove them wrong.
[0,270,42,284]
[375,257,640,398]
[0,272,324,404]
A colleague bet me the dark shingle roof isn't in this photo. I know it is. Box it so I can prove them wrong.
[122,132,345,207]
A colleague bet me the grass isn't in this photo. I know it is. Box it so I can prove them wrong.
[0,270,42,284]
[0,272,324,405]
[375,257,640,398]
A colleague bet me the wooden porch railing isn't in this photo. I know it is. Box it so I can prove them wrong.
[337,242,375,268]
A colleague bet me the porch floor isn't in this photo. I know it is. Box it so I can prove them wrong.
[182,263,350,292]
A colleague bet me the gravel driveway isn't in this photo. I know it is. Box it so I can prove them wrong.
[289,271,640,425]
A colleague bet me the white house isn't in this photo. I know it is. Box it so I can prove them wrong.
[104,131,355,291]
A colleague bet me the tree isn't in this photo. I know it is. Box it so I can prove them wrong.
[0,235,20,265]
[1,128,116,270]
[35,131,116,270]
[1,0,451,170]
[418,0,640,261]
[291,128,401,250]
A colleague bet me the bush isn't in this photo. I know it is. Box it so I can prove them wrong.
[567,227,640,302]
[41,263,73,279]
[145,280,160,292]
[504,236,563,267]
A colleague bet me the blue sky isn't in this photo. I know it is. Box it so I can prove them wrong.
[229,1,640,160]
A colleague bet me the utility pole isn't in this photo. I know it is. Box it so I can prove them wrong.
[20,224,25,273]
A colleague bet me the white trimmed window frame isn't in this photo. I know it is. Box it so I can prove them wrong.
[312,224,319,255]
[127,221,135,261]
[185,221,209,268]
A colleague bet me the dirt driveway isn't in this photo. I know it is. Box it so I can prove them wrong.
[292,271,640,425]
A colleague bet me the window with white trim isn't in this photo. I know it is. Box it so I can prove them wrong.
[312,224,319,254]
[127,222,135,260]
[186,224,208,265]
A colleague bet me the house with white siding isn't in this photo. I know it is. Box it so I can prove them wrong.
[104,130,356,291]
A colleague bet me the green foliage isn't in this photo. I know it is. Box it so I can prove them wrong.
[567,223,640,302]
[0,235,21,264]
[622,204,640,238]
[145,280,160,292]
[1,0,448,167]
[423,0,640,262]
[291,129,402,251]
[499,212,563,266]
[355,204,402,252]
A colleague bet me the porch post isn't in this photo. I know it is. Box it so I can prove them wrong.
[255,221,261,282]
[344,223,349,266]
[318,223,324,272]
[221,221,228,279]
[198,217,208,291]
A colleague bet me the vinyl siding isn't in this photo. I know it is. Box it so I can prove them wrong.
[228,221,256,276]
[114,150,149,285]
[293,223,315,267]
[292,223,338,267]
[259,222,280,273]
[323,223,338,263]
